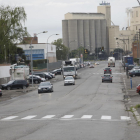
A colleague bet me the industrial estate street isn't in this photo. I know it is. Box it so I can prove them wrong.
[0,61,139,140]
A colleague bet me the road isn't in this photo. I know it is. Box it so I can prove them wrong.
[0,61,134,140]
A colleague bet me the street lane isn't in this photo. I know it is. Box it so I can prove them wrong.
[0,61,130,140]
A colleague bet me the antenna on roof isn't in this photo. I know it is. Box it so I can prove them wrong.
[137,0,140,5]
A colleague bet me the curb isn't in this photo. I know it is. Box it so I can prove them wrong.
[132,108,140,122]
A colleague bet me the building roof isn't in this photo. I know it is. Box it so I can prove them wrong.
[67,12,104,15]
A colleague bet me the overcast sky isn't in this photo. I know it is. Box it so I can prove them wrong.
[0,0,139,43]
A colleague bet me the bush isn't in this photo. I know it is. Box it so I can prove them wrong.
[33,59,48,67]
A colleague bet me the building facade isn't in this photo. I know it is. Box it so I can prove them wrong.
[17,43,57,63]
[62,2,112,55]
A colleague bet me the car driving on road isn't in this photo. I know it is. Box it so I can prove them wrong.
[104,68,112,74]
[64,76,75,86]
[38,81,53,94]
[101,74,113,83]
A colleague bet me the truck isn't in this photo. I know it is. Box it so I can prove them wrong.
[62,61,77,79]
[108,57,115,67]
[122,56,133,66]
[10,64,29,80]
[69,58,81,69]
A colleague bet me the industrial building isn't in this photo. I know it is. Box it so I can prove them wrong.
[17,37,57,63]
[62,2,111,54]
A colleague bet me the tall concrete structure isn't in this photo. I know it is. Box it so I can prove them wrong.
[62,2,111,55]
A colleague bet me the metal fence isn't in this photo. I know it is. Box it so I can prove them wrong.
[36,60,62,72]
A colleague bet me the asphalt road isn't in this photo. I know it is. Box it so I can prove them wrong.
[0,61,135,140]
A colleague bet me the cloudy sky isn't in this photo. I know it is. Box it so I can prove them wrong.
[0,0,139,43]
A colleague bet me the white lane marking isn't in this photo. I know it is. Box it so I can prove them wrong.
[21,115,37,120]
[1,116,18,121]
[81,115,92,119]
[42,115,55,119]
[101,116,111,120]
[121,116,131,120]
[61,115,74,119]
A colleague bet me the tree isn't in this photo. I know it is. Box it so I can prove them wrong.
[0,5,29,63]
[52,39,69,60]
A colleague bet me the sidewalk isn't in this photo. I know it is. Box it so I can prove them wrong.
[121,65,140,122]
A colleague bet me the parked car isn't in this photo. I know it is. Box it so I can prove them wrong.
[104,68,112,74]
[129,66,140,72]
[51,69,62,75]
[33,72,46,79]
[101,74,113,83]
[43,72,53,79]
[0,80,29,90]
[49,72,55,78]
[126,65,135,71]
[38,81,53,93]
[136,84,140,95]
[64,76,75,86]
[89,65,94,68]
[128,69,140,77]
[0,89,2,96]
[28,75,42,84]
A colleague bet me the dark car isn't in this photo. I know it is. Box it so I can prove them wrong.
[33,72,46,79]
[104,68,112,74]
[28,75,42,84]
[128,69,140,77]
[38,81,53,94]
[43,72,52,79]
[101,74,113,83]
[51,69,62,75]
[0,80,29,90]
[126,65,135,71]
[0,89,2,96]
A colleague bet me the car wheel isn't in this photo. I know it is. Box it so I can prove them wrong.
[102,80,103,83]
[139,91,140,95]
[111,80,112,83]
[35,80,38,84]
[51,88,53,92]
[38,91,40,94]
[7,87,11,90]
[23,86,26,89]
[64,84,66,86]
[0,93,2,96]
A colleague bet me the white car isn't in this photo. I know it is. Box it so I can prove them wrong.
[64,76,75,86]
[95,62,99,65]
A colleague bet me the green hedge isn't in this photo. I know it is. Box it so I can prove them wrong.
[33,59,48,67]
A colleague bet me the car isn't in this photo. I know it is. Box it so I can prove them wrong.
[49,72,55,78]
[43,72,53,79]
[104,68,112,74]
[51,69,62,75]
[33,72,46,79]
[0,89,2,96]
[89,65,94,68]
[0,80,29,90]
[38,81,53,93]
[28,75,42,84]
[136,84,140,95]
[64,76,75,86]
[101,74,113,83]
[95,62,99,65]
[128,69,140,77]
[129,66,140,72]
[126,65,135,71]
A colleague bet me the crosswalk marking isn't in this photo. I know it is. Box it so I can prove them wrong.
[61,115,74,119]
[1,116,18,121]
[81,115,92,119]
[1,115,131,121]
[121,116,131,120]
[21,115,37,120]
[101,116,111,120]
[42,115,55,119]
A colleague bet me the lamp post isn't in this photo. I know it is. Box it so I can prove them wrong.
[47,34,59,72]
[30,31,48,87]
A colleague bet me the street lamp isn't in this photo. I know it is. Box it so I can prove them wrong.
[47,34,59,72]
[30,31,48,87]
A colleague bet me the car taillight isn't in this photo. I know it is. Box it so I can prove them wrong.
[104,70,106,71]
[109,70,111,71]
[110,77,112,78]
[102,77,104,78]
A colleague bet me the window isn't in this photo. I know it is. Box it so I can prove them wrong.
[136,11,138,17]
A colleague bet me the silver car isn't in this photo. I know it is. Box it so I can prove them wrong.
[64,76,75,86]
